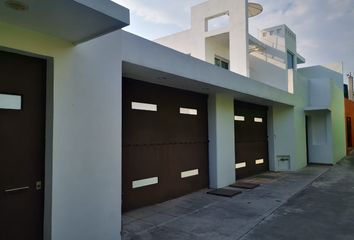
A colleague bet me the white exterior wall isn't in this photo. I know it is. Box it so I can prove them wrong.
[126,30,346,169]
[1,21,305,239]
[0,22,123,240]
[292,73,309,169]
[268,106,307,171]
[331,80,346,163]
[228,0,249,76]
[121,31,303,176]
[249,52,288,91]
[249,25,298,93]
[155,30,193,55]
[123,32,295,106]
[299,63,346,164]
[156,0,249,76]
[269,105,296,170]
[208,93,235,188]
[269,69,310,171]
[1,2,347,237]
[205,36,230,65]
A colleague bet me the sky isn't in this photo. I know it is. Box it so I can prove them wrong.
[113,0,354,80]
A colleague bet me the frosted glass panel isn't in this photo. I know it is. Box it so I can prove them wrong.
[255,159,264,165]
[180,107,197,115]
[235,162,246,169]
[254,117,263,123]
[131,102,157,111]
[0,94,21,110]
[181,169,199,178]
[132,177,158,189]
[235,115,245,121]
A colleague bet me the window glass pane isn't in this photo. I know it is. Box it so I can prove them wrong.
[181,169,199,178]
[287,51,294,69]
[215,58,221,67]
[235,116,245,121]
[254,117,263,123]
[221,61,229,70]
[0,94,21,110]
[131,102,157,111]
[132,177,158,189]
[215,57,229,70]
[180,107,198,115]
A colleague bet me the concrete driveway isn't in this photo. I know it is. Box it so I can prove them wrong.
[242,156,354,240]
[122,164,330,240]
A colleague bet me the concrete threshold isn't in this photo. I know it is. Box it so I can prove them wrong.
[122,165,330,240]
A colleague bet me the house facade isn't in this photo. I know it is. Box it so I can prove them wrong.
[0,0,346,240]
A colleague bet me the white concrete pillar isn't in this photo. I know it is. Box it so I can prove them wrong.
[51,31,123,240]
[208,93,235,188]
[229,0,249,77]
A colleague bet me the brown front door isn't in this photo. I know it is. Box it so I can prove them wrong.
[122,78,209,212]
[0,51,46,240]
[234,101,269,179]
[346,117,352,148]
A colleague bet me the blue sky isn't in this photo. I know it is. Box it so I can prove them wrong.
[114,0,354,79]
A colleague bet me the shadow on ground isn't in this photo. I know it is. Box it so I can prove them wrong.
[241,156,354,240]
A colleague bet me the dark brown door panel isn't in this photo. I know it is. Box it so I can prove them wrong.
[0,51,46,240]
[122,78,209,211]
[234,101,269,180]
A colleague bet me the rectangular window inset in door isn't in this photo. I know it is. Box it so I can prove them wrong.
[0,94,21,110]
[347,117,352,147]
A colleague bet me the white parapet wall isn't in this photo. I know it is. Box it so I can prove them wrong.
[156,0,250,77]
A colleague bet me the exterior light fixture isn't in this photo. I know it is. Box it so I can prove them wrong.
[5,0,29,11]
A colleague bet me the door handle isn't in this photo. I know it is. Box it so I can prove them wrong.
[4,186,29,193]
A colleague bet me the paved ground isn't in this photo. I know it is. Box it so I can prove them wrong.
[242,156,354,240]
[122,165,330,240]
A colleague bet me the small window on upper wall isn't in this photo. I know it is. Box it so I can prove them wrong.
[215,56,229,70]
[287,51,295,69]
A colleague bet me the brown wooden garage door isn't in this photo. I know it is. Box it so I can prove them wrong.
[234,101,269,179]
[122,78,209,212]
